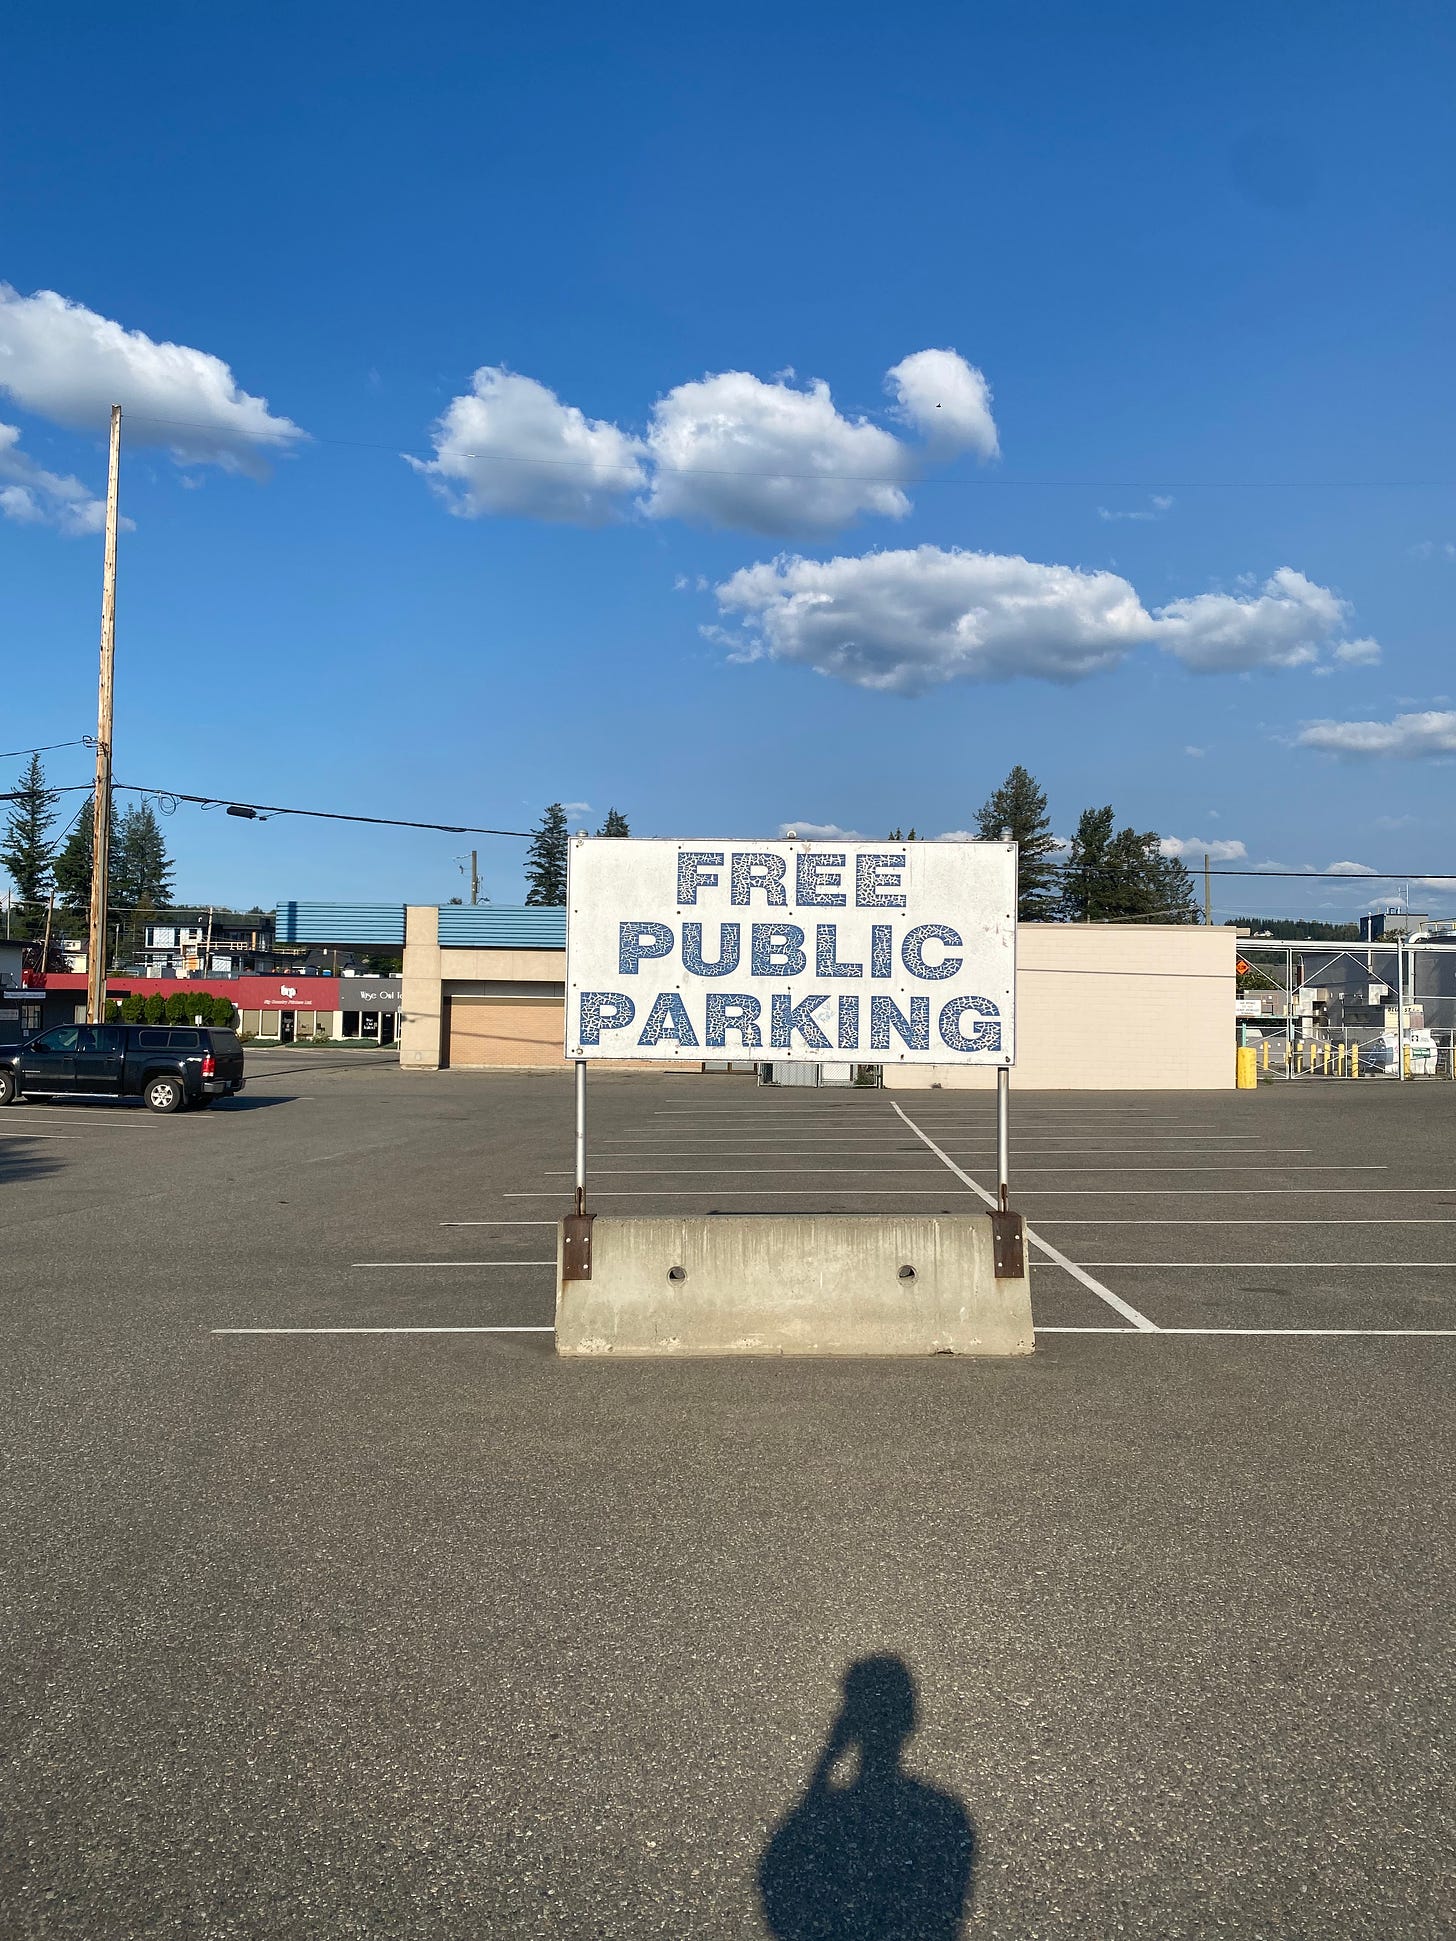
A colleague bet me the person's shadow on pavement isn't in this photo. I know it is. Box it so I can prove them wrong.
[758,1656,975,1940]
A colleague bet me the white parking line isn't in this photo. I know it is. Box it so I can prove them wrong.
[889,1102,1158,1333]
[1057,1261,1456,1269]
[1033,1218,1456,1225]
[440,1220,558,1227]
[213,1326,555,1335]
[546,1164,1379,1176]
[1037,1327,1456,1338]
[350,1259,554,1268]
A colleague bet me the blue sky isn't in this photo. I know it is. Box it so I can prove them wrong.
[2,2,1454,921]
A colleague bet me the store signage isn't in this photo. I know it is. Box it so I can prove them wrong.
[565,838,1016,1065]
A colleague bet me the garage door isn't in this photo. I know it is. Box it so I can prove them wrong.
[447,996,566,1068]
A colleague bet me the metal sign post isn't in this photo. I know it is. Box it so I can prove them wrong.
[562,1057,594,1280]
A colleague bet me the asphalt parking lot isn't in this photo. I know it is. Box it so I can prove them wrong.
[3,1054,1453,1937]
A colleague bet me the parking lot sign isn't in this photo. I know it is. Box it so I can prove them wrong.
[565,837,1016,1066]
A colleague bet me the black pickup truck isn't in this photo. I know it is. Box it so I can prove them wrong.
[0,1022,246,1112]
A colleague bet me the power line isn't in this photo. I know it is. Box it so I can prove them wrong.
[118,785,532,837]
[0,737,94,761]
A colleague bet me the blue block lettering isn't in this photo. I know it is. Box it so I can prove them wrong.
[639,992,699,1048]
[751,923,806,976]
[939,995,1001,1053]
[795,851,847,907]
[705,993,763,1048]
[837,994,860,1049]
[578,991,636,1045]
[856,852,906,908]
[730,852,788,906]
[870,995,930,1051]
[619,921,675,975]
[901,923,964,981]
[870,924,894,978]
[770,992,831,1050]
[815,924,863,978]
[683,922,741,976]
[677,851,724,905]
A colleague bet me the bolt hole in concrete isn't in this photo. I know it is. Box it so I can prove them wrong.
[898,1264,918,1282]
[667,1265,687,1284]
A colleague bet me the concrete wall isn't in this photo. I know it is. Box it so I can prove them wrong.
[556,1213,1033,1357]
[884,922,1237,1091]
[400,905,444,1069]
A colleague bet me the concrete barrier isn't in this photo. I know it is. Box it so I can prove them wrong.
[555,1214,1033,1358]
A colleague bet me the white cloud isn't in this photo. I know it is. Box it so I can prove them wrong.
[408,367,645,524]
[1296,711,1456,758]
[1408,540,1456,561]
[644,369,912,534]
[710,547,1365,694]
[777,820,865,840]
[0,422,110,534]
[1152,569,1373,673]
[885,349,998,458]
[1098,494,1175,523]
[561,801,592,814]
[1160,836,1248,862]
[935,830,979,842]
[1326,860,1379,875]
[1333,637,1382,665]
[0,285,303,476]
[414,348,1001,534]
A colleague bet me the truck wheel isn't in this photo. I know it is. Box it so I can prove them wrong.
[0,1071,15,1106]
[143,1074,185,1114]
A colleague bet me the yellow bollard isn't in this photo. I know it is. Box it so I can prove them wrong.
[1338,1044,1347,1077]
[1262,1040,1270,1072]
[1236,1046,1258,1089]
[1323,1042,1331,1076]
[1404,1045,1412,1078]
[1351,1044,1360,1078]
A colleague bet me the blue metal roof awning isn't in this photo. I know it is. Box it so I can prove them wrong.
[437,906,565,948]
[276,902,407,945]
[275,901,566,949]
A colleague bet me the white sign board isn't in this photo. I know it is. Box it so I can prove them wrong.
[565,837,1016,1066]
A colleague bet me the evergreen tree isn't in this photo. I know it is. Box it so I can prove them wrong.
[52,795,99,920]
[886,828,918,841]
[973,766,1062,920]
[525,802,569,905]
[596,808,631,838]
[1062,807,1201,922]
[1061,805,1117,921]
[1,754,58,939]
[112,802,174,909]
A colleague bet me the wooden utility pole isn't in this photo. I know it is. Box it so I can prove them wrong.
[470,850,479,906]
[40,889,55,978]
[86,405,122,1024]
[1203,853,1212,926]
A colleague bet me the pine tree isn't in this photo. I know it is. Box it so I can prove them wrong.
[53,795,99,920]
[525,802,569,905]
[112,802,174,909]
[1060,805,1117,921]
[973,766,1062,920]
[1061,807,1201,922]
[1,754,58,939]
[596,808,631,837]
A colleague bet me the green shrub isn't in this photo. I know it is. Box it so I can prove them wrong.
[209,995,237,1027]
[164,991,194,1025]
[120,992,145,1023]
[104,999,122,1022]
[143,994,166,1025]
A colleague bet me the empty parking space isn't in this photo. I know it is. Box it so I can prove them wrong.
[6,1056,1454,1937]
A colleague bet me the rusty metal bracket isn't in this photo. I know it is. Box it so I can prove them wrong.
[989,1209,1025,1280]
[562,1212,595,1282]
